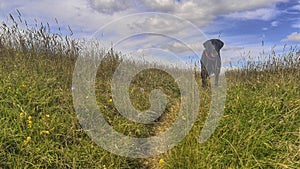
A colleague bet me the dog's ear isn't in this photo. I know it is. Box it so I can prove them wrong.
[211,39,224,51]
[203,40,213,49]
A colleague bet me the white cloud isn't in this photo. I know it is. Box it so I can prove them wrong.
[141,0,178,12]
[281,32,300,42]
[271,21,279,27]
[89,0,136,14]
[224,8,280,21]
[89,0,287,26]
[161,41,204,53]
[292,22,300,28]
[291,4,300,11]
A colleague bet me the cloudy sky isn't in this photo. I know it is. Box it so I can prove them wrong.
[1,0,299,67]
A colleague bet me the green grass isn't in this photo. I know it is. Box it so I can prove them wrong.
[159,70,299,169]
[0,14,299,168]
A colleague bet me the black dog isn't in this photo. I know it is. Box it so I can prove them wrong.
[200,39,224,87]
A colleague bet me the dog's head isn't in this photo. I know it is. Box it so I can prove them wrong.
[203,39,224,57]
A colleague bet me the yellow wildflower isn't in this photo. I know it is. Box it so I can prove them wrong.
[40,130,50,135]
[20,112,25,119]
[109,98,113,103]
[159,158,165,167]
[27,116,33,128]
[28,121,32,128]
[21,83,26,88]
[42,114,50,121]
[23,136,31,145]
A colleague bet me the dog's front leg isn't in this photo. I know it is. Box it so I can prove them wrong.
[214,73,219,87]
[201,65,209,88]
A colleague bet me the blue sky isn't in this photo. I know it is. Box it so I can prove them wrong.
[0,0,299,68]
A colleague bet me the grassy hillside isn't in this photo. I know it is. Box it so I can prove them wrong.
[0,15,299,168]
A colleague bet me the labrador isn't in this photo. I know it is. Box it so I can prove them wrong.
[200,39,224,87]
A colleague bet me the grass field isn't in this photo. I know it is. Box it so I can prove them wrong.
[0,15,299,168]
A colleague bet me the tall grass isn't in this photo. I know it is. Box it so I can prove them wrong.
[0,13,299,168]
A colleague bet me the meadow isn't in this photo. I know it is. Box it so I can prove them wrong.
[0,14,299,168]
